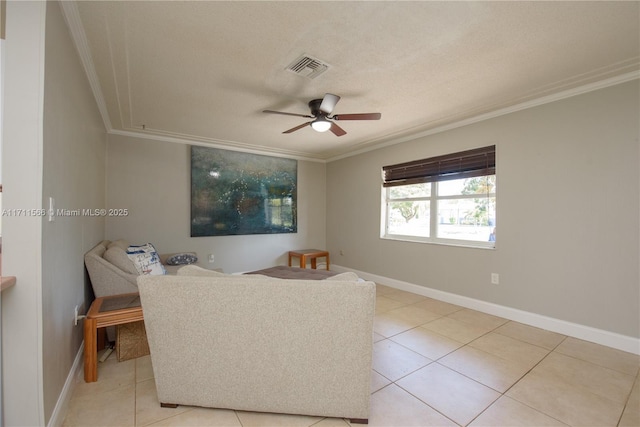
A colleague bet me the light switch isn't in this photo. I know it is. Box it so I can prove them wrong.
[48,197,55,222]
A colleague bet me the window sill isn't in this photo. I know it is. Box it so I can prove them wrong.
[381,234,496,250]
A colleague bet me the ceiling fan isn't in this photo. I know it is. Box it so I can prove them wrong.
[263,93,381,137]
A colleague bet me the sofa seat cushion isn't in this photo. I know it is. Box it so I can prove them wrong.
[246,265,340,280]
[177,265,226,277]
[164,265,182,275]
[177,265,267,279]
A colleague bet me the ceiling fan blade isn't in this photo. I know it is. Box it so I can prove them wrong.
[283,122,312,134]
[319,93,341,115]
[332,113,381,121]
[263,110,313,119]
[329,122,347,137]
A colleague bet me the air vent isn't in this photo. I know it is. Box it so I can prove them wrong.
[286,54,330,79]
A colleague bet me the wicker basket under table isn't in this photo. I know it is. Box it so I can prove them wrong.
[116,320,150,361]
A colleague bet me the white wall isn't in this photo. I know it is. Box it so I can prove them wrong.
[2,2,106,425]
[327,80,639,340]
[1,2,47,425]
[106,134,326,273]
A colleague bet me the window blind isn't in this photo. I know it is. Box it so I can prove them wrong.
[382,145,495,187]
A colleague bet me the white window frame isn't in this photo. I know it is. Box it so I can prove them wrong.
[382,176,496,249]
[380,145,497,249]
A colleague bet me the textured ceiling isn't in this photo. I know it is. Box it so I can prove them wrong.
[65,1,639,161]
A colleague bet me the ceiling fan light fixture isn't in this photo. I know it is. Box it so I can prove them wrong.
[264,93,381,136]
[311,117,331,132]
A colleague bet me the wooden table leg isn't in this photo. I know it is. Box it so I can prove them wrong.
[97,328,106,351]
[325,253,330,270]
[300,254,306,268]
[84,317,98,382]
[288,253,292,267]
[311,257,317,269]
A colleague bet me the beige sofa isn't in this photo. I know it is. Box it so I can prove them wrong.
[85,239,197,346]
[137,271,376,423]
[84,240,192,298]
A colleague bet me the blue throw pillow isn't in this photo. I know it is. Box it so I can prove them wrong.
[166,253,198,266]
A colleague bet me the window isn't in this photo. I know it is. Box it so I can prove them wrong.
[382,146,496,248]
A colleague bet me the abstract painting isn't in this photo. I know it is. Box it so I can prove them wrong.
[191,146,297,236]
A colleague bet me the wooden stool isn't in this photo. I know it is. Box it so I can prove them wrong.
[288,249,330,270]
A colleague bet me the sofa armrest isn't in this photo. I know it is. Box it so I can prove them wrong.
[85,253,139,297]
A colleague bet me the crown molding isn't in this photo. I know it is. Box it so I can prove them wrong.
[59,1,112,132]
[105,70,640,165]
[326,70,640,163]
[108,129,327,163]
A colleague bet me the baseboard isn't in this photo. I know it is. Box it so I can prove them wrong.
[47,342,84,427]
[333,264,640,355]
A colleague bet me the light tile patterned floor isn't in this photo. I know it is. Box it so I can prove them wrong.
[63,284,640,426]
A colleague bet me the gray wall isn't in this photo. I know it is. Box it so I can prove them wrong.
[41,1,106,422]
[327,80,639,339]
[2,2,106,425]
[106,134,326,273]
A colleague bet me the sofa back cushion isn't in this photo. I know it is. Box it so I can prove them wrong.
[104,247,139,275]
[108,239,130,250]
[86,240,108,258]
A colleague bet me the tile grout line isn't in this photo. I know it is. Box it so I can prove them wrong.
[616,372,640,427]
[376,289,638,427]
[498,334,568,396]
[375,315,506,427]
[482,336,571,427]
[375,295,578,426]
[375,382,462,427]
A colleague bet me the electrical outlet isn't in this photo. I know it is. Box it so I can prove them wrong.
[208,254,215,263]
[73,304,87,326]
[339,249,344,256]
[491,273,500,285]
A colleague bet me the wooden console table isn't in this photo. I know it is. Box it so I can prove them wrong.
[288,249,330,270]
[84,293,143,382]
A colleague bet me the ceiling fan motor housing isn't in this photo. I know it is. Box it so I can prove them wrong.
[308,99,325,117]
